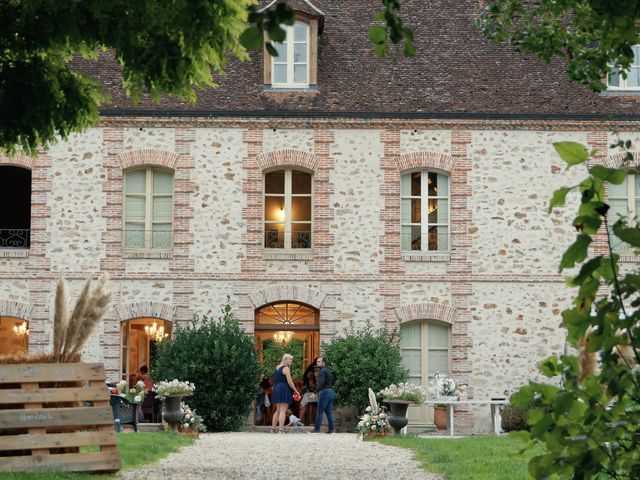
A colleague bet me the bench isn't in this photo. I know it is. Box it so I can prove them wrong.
[423,399,508,436]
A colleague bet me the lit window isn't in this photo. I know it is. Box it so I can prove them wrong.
[123,168,173,249]
[271,22,310,88]
[400,320,451,397]
[608,46,640,90]
[401,171,450,252]
[264,169,312,249]
[608,173,640,250]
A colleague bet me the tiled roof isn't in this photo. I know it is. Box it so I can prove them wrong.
[80,0,640,118]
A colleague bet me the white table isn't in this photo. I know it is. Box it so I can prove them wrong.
[423,399,508,436]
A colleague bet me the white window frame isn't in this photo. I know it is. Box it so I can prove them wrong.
[609,172,639,251]
[607,45,640,90]
[400,320,452,399]
[123,167,174,250]
[401,170,450,253]
[263,168,313,250]
[271,21,310,89]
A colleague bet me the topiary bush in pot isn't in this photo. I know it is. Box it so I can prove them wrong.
[153,301,259,431]
[323,323,407,413]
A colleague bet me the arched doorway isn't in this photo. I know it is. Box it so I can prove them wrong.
[120,318,172,386]
[0,316,29,355]
[255,302,320,381]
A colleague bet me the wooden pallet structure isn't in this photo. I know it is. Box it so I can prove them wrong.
[0,362,121,473]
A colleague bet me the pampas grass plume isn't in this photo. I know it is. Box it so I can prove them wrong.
[53,277,70,359]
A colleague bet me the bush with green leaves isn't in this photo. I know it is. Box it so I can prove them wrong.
[323,324,407,413]
[153,302,259,432]
[513,140,640,479]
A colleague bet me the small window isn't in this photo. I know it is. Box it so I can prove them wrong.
[608,173,640,251]
[271,21,310,88]
[264,169,312,249]
[400,320,451,398]
[0,166,31,249]
[401,171,450,252]
[123,168,173,250]
[608,46,640,90]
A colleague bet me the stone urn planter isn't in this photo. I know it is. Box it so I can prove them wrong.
[385,399,412,435]
[434,405,448,430]
[162,395,186,431]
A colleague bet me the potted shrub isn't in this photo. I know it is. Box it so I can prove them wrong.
[379,382,427,435]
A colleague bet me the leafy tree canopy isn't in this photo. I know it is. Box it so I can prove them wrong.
[0,0,411,155]
[478,0,640,91]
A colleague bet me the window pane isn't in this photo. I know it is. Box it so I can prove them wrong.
[125,170,146,194]
[628,68,640,87]
[437,174,449,196]
[634,46,640,65]
[401,198,412,224]
[428,172,438,196]
[292,170,311,194]
[124,223,144,248]
[401,225,421,251]
[608,70,620,87]
[294,43,307,63]
[294,23,307,42]
[153,197,173,222]
[152,223,172,248]
[609,198,628,223]
[427,199,448,224]
[265,196,285,221]
[400,322,421,348]
[125,196,145,222]
[401,350,422,377]
[265,224,285,248]
[609,177,628,197]
[153,170,173,194]
[294,64,307,83]
[265,171,285,194]
[273,42,287,60]
[427,350,449,377]
[273,64,287,83]
[411,171,421,196]
[292,223,311,249]
[292,196,311,221]
[428,322,449,348]
[428,225,448,251]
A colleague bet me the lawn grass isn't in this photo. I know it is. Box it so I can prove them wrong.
[0,432,195,480]
[378,434,540,480]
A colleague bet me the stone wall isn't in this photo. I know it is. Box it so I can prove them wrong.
[0,117,635,432]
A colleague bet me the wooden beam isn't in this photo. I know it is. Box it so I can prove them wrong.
[0,363,105,383]
[0,386,108,405]
[0,406,114,429]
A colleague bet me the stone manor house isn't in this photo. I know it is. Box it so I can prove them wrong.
[1,0,640,432]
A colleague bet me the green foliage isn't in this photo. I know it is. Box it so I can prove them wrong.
[259,338,304,382]
[477,0,640,92]
[153,302,259,432]
[323,324,407,412]
[501,398,544,433]
[516,141,640,479]
[369,0,415,58]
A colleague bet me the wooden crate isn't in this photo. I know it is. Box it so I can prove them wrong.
[0,362,121,473]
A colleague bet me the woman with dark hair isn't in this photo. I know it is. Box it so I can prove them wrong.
[299,357,318,423]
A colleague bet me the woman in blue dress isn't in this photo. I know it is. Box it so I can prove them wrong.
[271,353,300,433]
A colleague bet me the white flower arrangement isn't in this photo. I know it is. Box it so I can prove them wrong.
[180,402,207,433]
[154,379,196,400]
[429,373,458,399]
[379,382,427,404]
[356,388,391,438]
[116,380,147,403]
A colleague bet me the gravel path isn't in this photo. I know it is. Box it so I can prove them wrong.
[120,432,441,480]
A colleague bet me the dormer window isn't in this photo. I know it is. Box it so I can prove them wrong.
[272,22,310,88]
[261,1,324,91]
[608,46,640,90]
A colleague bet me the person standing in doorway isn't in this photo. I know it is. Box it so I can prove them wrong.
[309,356,336,434]
[271,353,300,434]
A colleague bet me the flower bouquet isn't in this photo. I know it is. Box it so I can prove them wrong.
[429,373,458,401]
[379,382,427,404]
[116,380,147,403]
[154,379,196,400]
[356,388,392,439]
[177,402,207,438]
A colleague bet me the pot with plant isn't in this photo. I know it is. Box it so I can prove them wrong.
[379,382,427,435]
[155,379,196,430]
[430,373,460,430]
